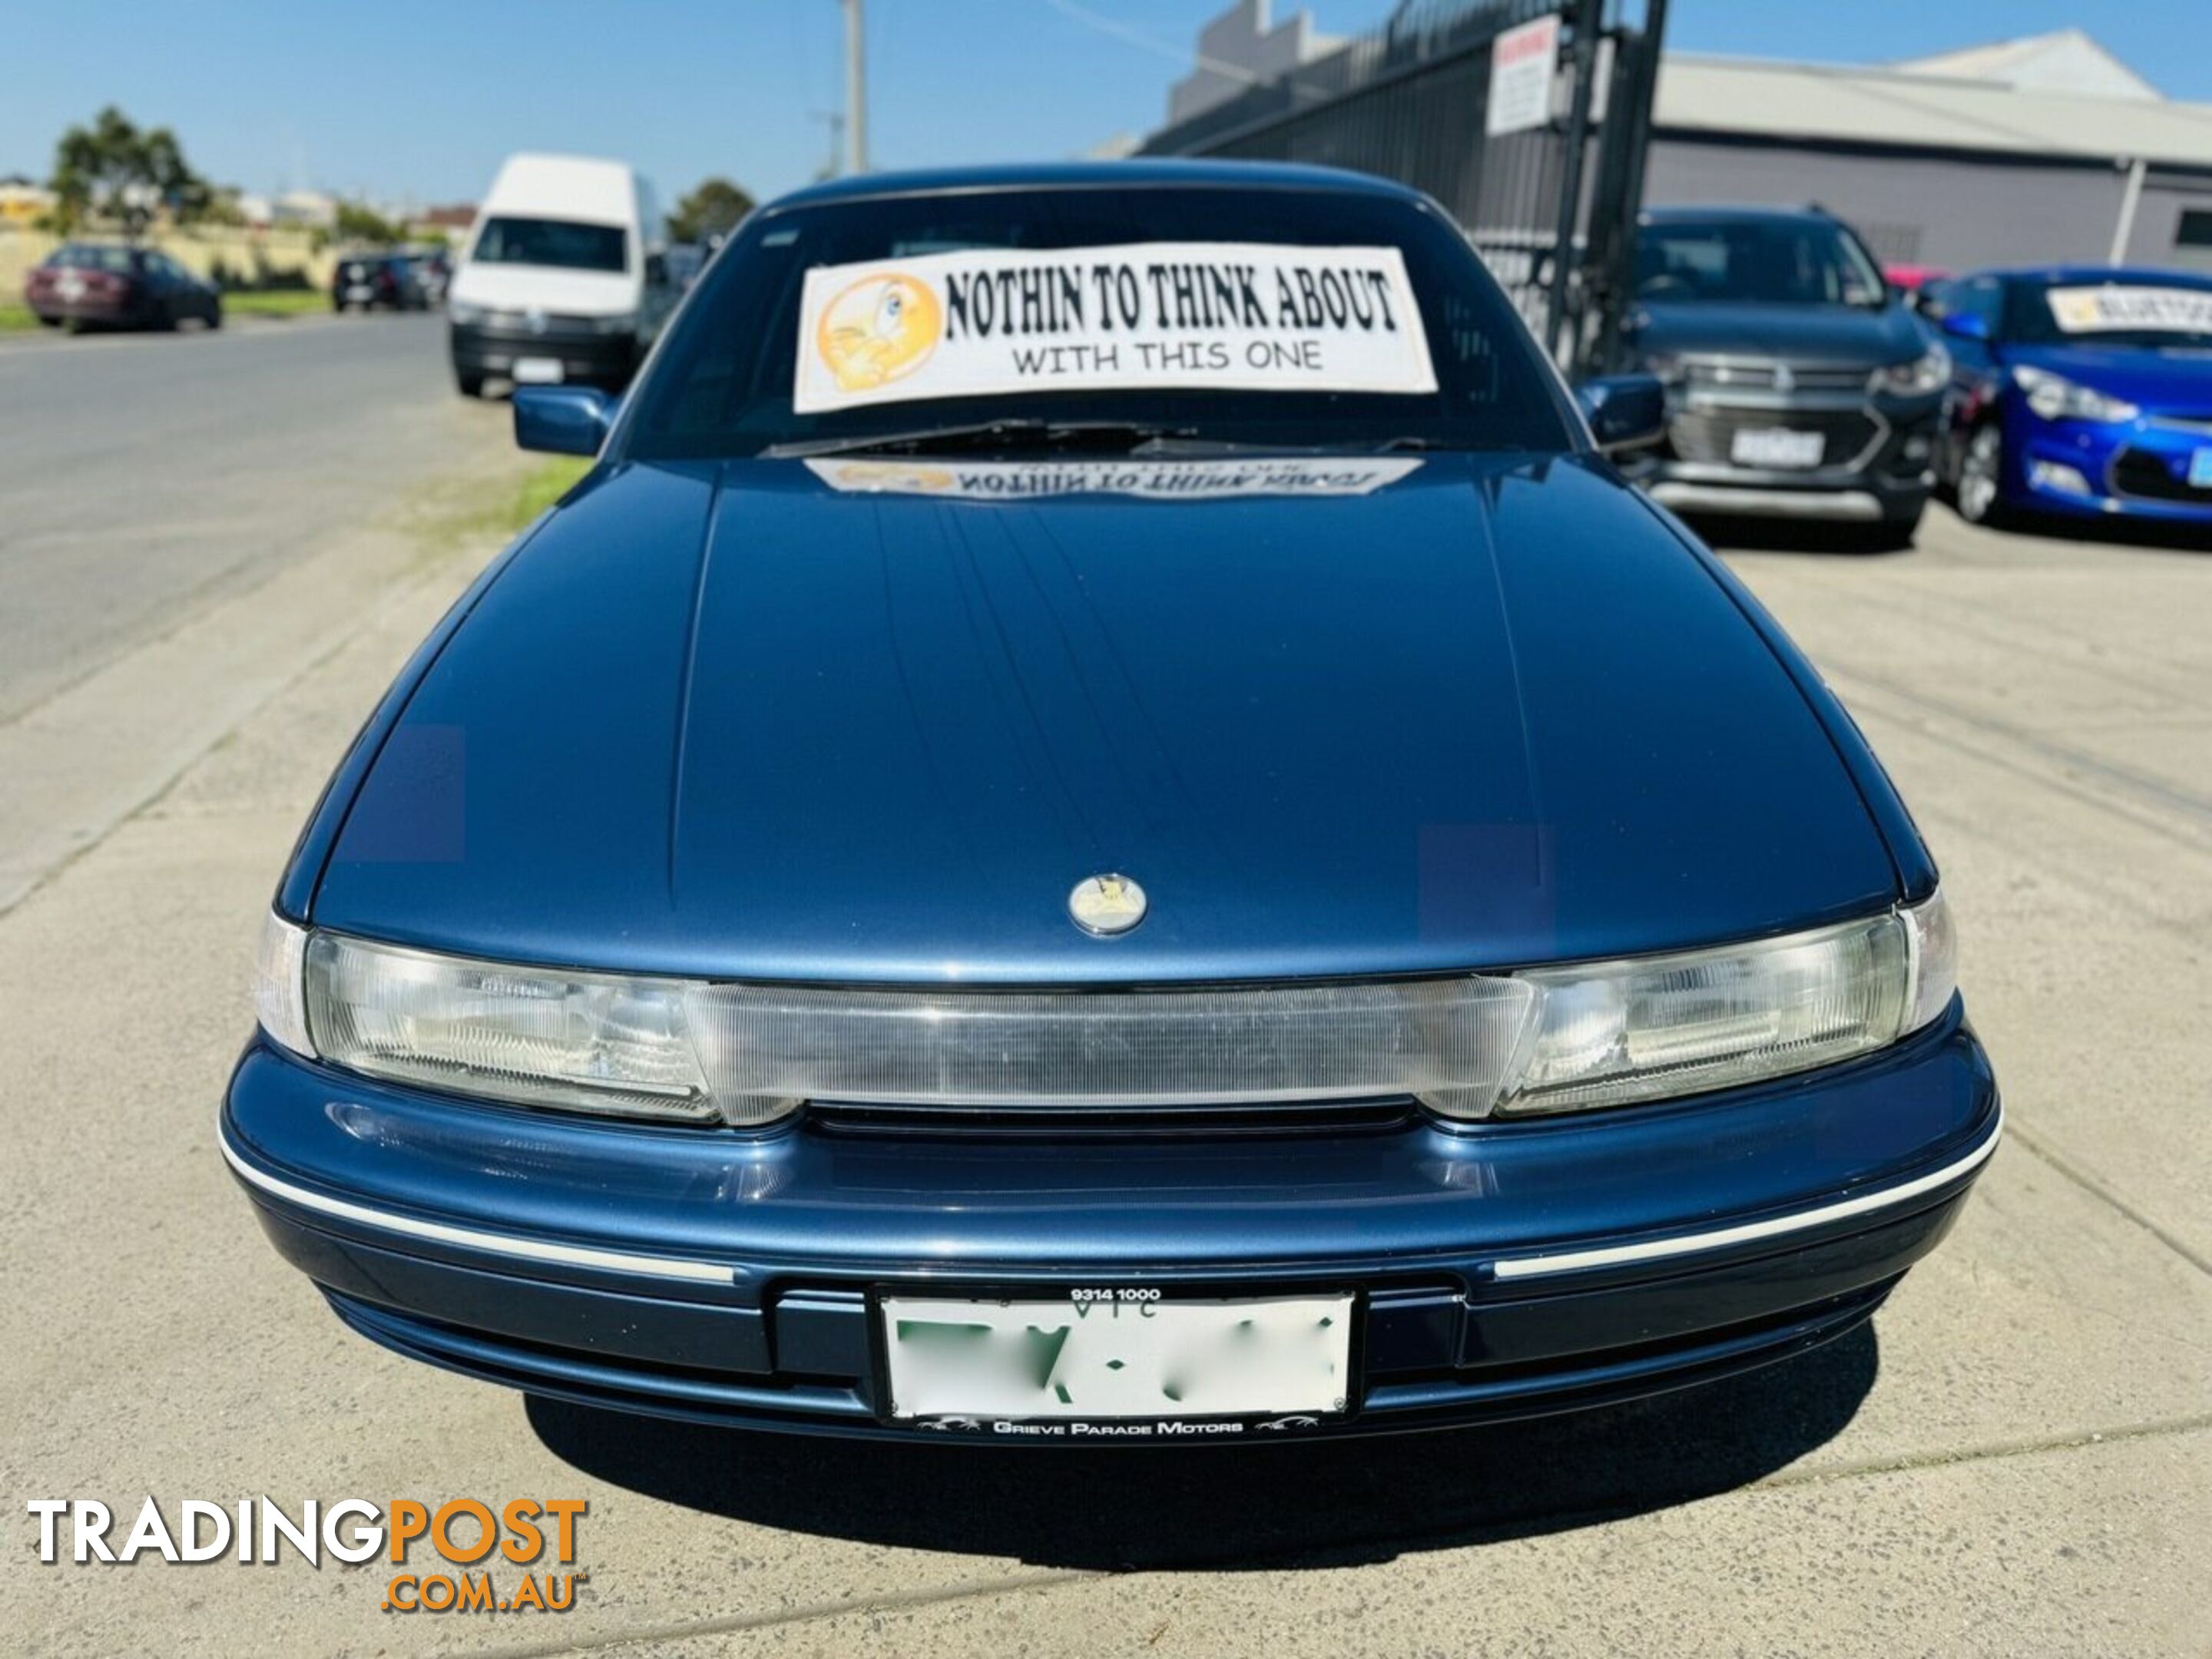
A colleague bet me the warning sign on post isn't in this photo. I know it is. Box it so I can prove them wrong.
[791,241,1438,415]
[1485,13,1560,137]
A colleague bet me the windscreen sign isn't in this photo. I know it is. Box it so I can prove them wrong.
[793,241,1437,414]
[2047,284,2212,336]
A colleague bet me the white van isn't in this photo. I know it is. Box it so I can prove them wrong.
[447,153,675,398]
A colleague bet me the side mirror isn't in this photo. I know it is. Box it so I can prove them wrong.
[512,386,616,456]
[1575,373,1667,452]
[1940,310,1990,343]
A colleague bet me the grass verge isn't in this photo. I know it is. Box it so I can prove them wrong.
[402,456,594,557]
[223,290,330,319]
[0,303,42,333]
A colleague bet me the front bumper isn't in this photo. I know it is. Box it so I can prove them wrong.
[223,1010,1998,1441]
[2007,408,2212,523]
[449,319,635,387]
[1633,386,1942,522]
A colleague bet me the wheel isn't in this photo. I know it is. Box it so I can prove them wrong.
[37,314,61,329]
[1955,422,2009,528]
[455,369,487,398]
[206,303,223,329]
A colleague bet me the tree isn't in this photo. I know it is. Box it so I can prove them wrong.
[48,106,212,237]
[667,177,754,245]
[333,200,408,247]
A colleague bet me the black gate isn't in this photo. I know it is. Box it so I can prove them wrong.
[1137,0,1668,379]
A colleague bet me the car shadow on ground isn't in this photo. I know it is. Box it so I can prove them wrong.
[525,1325,1877,1571]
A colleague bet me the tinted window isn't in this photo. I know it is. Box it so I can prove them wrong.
[626,186,1572,459]
[48,244,136,273]
[1636,218,1886,308]
[471,217,628,273]
[2176,209,2212,250]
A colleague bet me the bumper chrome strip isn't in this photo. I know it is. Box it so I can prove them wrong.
[226,1101,2001,1293]
[1490,1104,2002,1281]
[218,1132,735,1285]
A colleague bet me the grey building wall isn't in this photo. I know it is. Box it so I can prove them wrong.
[1643,137,2136,271]
[2127,173,2212,273]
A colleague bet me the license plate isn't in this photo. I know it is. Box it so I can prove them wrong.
[57,275,85,302]
[2190,449,2212,488]
[881,1290,1354,1426]
[346,285,373,302]
[512,356,565,384]
[1731,426,1827,469]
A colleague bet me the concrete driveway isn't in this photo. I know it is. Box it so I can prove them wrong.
[0,336,2204,1655]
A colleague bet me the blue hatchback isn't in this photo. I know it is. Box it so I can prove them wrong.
[1929,265,2212,528]
[226,162,1998,1443]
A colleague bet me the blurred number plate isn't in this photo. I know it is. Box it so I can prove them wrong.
[1731,426,1826,469]
[2190,449,2212,488]
[512,356,565,384]
[882,1290,1353,1423]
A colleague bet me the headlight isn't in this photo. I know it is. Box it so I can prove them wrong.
[446,300,485,326]
[255,892,1958,1128]
[1871,343,1950,396]
[589,312,638,336]
[1493,887,1957,1117]
[2012,364,2137,423]
[300,932,717,1124]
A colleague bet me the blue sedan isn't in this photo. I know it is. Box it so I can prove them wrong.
[225,162,1998,1442]
[1929,265,2212,528]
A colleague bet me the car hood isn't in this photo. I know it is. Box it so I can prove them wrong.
[2005,343,2212,415]
[1631,300,1924,369]
[449,262,634,316]
[312,453,1899,983]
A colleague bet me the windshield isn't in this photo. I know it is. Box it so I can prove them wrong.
[623,185,1573,459]
[2008,276,2212,349]
[470,216,628,274]
[1636,218,1886,308]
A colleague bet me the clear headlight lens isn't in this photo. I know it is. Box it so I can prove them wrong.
[445,300,485,326]
[254,890,1958,1128]
[1871,342,1950,396]
[1495,889,1955,1116]
[303,933,715,1124]
[2012,363,2137,423]
[589,311,638,336]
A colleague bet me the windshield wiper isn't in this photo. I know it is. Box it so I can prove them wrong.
[764,419,1199,460]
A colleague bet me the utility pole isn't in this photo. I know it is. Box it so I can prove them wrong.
[842,0,869,176]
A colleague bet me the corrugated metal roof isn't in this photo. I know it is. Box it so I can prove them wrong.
[1655,54,2212,171]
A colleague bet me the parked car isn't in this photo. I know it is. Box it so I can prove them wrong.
[402,248,452,307]
[1884,263,1951,300]
[1924,266,2212,529]
[23,243,222,333]
[445,151,677,397]
[664,241,707,291]
[331,254,426,313]
[225,161,1995,1444]
[1618,206,1950,545]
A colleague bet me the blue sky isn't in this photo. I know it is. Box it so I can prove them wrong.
[5,1,2203,209]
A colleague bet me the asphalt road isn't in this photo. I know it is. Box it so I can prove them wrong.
[0,313,475,724]
[0,330,2205,1657]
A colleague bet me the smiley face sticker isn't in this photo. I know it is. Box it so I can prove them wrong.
[815,273,944,393]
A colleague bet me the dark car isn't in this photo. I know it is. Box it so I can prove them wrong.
[225,161,1996,1444]
[332,253,427,312]
[1619,207,1950,545]
[1925,266,2212,530]
[23,243,222,333]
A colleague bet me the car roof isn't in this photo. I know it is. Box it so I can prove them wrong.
[1641,204,1844,226]
[765,159,1426,214]
[1954,264,2212,287]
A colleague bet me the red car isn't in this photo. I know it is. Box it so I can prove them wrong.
[24,243,223,333]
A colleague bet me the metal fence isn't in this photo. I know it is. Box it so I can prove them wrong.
[1138,0,1669,379]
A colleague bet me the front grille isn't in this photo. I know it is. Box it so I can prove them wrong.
[1680,359,1869,394]
[1668,406,1879,467]
[2111,446,2212,503]
[478,310,604,336]
[810,1098,1417,1139]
